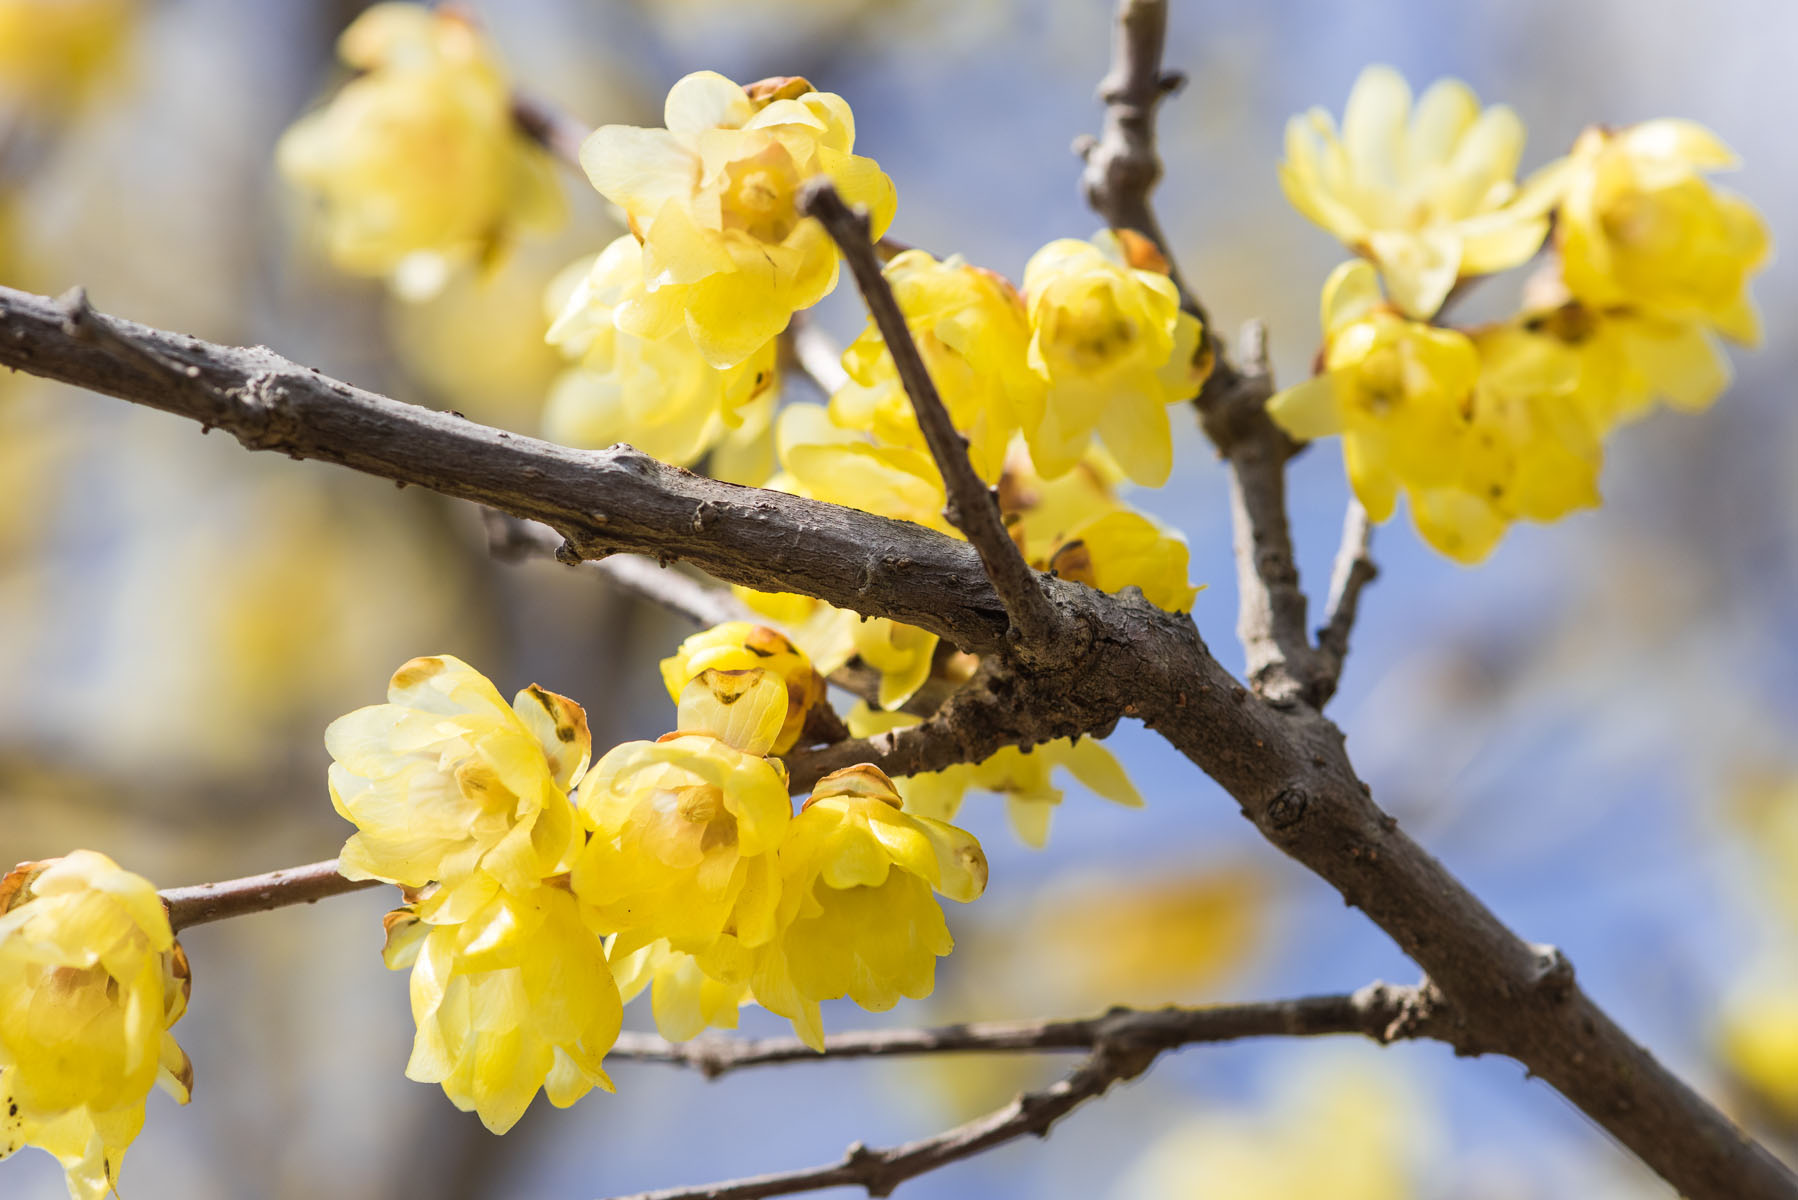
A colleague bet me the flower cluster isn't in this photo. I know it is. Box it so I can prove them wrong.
[325,631,987,1123]
[276,4,563,297]
[1274,66,1769,562]
[0,851,191,1200]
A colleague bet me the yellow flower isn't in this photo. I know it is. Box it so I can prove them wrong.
[326,655,588,922]
[0,0,132,114]
[847,705,1141,848]
[776,402,953,534]
[659,622,825,755]
[752,765,986,1049]
[1021,231,1206,485]
[1268,260,1479,526]
[543,236,779,465]
[611,939,749,1043]
[1405,321,1601,564]
[1558,120,1770,345]
[1002,447,1200,612]
[384,884,621,1134]
[571,670,792,958]
[582,71,896,368]
[733,585,936,713]
[276,3,563,296]
[834,250,1037,482]
[0,852,191,1200]
[1280,64,1564,318]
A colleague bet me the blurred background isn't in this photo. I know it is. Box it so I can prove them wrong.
[1,0,1793,1196]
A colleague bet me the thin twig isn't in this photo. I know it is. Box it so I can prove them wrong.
[1075,0,1238,404]
[1313,498,1378,705]
[161,859,383,931]
[510,92,588,170]
[797,179,1065,658]
[785,311,849,396]
[1221,319,1316,705]
[484,510,749,628]
[604,1047,1147,1200]
[607,982,1473,1080]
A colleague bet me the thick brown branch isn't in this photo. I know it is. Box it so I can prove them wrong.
[3,284,1790,1200]
[161,859,382,931]
[797,180,1066,659]
[608,982,1473,1080]
[1312,498,1377,705]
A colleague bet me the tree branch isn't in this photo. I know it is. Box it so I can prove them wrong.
[1220,319,1318,704]
[3,283,1790,1200]
[1075,0,1238,405]
[1312,497,1377,705]
[604,1045,1151,1200]
[607,982,1474,1080]
[797,180,1067,659]
[161,859,382,931]
[510,92,589,171]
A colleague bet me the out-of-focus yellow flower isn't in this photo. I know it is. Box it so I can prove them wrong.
[1020,231,1206,486]
[1269,260,1479,528]
[326,655,588,922]
[848,704,1140,848]
[833,250,1036,482]
[276,3,563,296]
[571,670,792,958]
[1115,1056,1425,1200]
[1280,64,1564,319]
[543,236,779,464]
[0,0,133,114]
[582,71,896,368]
[752,764,986,1049]
[1558,120,1770,345]
[384,884,621,1134]
[1527,301,1732,431]
[611,938,749,1043]
[0,852,191,1200]
[1719,977,1798,1125]
[659,623,825,755]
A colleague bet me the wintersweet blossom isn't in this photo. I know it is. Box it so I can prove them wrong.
[0,0,134,114]
[1267,260,1479,530]
[543,236,779,467]
[752,765,986,1050]
[326,655,588,923]
[1280,64,1565,318]
[1021,231,1207,486]
[847,705,1142,848]
[658,622,825,755]
[383,885,621,1134]
[570,670,792,959]
[582,71,896,368]
[610,939,749,1043]
[833,249,1037,482]
[734,584,937,713]
[1557,120,1770,345]
[0,852,191,1200]
[1405,323,1599,564]
[1001,448,1199,613]
[1525,299,1732,431]
[276,3,562,296]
